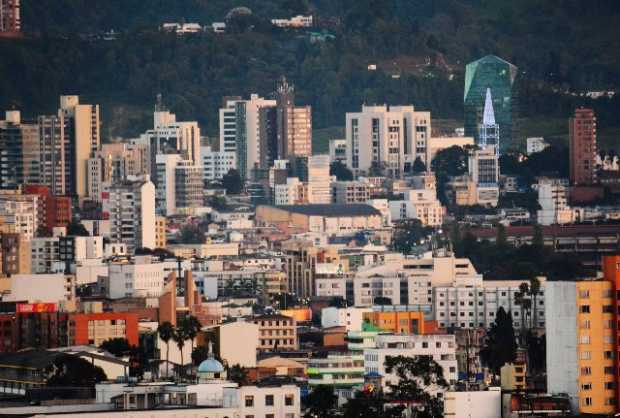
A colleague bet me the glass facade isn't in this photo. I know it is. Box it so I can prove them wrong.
[464,55,518,148]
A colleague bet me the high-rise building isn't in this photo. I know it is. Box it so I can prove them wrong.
[38,114,69,196]
[569,108,597,186]
[23,185,71,233]
[135,104,201,184]
[464,55,518,147]
[200,145,236,183]
[0,0,20,34]
[58,95,101,199]
[307,155,331,204]
[104,179,156,252]
[219,95,277,180]
[345,105,431,178]
[155,154,203,216]
[87,143,149,201]
[275,76,312,160]
[0,111,40,190]
[468,146,500,207]
[546,256,620,416]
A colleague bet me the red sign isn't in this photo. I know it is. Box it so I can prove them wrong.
[17,303,57,313]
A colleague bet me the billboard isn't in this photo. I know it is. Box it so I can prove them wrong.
[17,303,57,313]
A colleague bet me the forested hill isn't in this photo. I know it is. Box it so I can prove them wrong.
[2,0,619,142]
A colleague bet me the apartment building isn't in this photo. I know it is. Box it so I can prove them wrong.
[364,334,458,391]
[346,104,431,178]
[331,181,371,204]
[104,179,156,252]
[0,232,30,275]
[252,314,298,351]
[389,188,444,226]
[363,310,429,334]
[536,178,573,225]
[307,352,365,387]
[433,279,546,330]
[569,108,597,186]
[276,77,312,160]
[104,256,167,299]
[201,145,236,182]
[0,194,38,239]
[69,312,139,347]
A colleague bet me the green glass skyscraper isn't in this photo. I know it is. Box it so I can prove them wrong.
[464,55,518,148]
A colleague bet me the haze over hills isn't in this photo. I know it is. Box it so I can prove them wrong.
[2,0,619,147]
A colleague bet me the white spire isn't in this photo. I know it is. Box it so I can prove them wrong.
[482,88,496,126]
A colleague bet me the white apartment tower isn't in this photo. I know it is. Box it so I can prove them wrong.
[346,105,431,178]
[307,155,331,204]
[104,179,156,252]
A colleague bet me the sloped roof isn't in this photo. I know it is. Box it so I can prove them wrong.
[272,204,381,217]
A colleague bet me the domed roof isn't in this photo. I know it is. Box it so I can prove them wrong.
[198,358,224,374]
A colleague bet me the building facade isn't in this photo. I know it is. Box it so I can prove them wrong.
[569,108,597,186]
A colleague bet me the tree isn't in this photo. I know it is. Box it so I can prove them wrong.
[222,169,243,194]
[158,321,174,378]
[228,364,249,386]
[343,390,401,418]
[384,355,447,418]
[100,338,131,357]
[412,156,427,174]
[480,307,517,375]
[173,326,188,378]
[191,345,210,366]
[392,219,430,255]
[330,161,354,181]
[178,224,205,244]
[180,316,202,364]
[46,354,107,387]
[304,385,337,418]
[529,277,541,328]
[67,221,90,237]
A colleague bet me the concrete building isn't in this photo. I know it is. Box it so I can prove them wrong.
[38,113,70,196]
[3,273,76,304]
[569,108,597,186]
[31,234,103,274]
[321,307,372,332]
[545,275,619,414]
[201,145,236,182]
[526,137,549,155]
[211,321,259,368]
[307,155,331,204]
[155,216,166,249]
[256,204,383,235]
[274,177,306,205]
[331,181,370,204]
[69,312,139,347]
[389,188,444,226]
[0,0,20,33]
[58,95,101,199]
[0,232,30,275]
[104,256,167,299]
[0,111,40,190]
[346,104,431,178]
[104,179,156,252]
[307,352,365,387]
[135,106,201,182]
[500,363,526,391]
[0,193,38,239]
[276,77,312,160]
[252,314,298,351]
[364,334,458,391]
[427,136,474,166]
[536,178,573,225]
[87,143,149,201]
[363,310,429,334]
[219,94,277,179]
[443,388,502,418]
[468,145,499,207]
[329,138,347,163]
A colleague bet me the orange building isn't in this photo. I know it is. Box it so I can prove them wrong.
[363,310,434,334]
[69,312,139,347]
[603,254,620,410]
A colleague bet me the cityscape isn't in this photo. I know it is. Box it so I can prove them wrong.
[0,1,619,418]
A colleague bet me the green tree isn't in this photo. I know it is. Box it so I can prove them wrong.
[178,224,205,244]
[228,364,249,386]
[67,221,90,237]
[222,169,243,194]
[46,354,107,387]
[412,156,427,174]
[392,219,430,255]
[180,316,202,364]
[330,161,354,181]
[157,321,174,378]
[480,307,517,375]
[192,345,210,366]
[173,326,188,378]
[304,385,337,418]
[100,338,131,357]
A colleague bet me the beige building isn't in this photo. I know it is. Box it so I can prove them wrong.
[211,321,259,368]
[276,77,312,159]
[155,216,166,249]
[252,314,298,351]
[168,242,239,259]
[59,95,101,199]
[256,204,383,235]
[500,362,527,391]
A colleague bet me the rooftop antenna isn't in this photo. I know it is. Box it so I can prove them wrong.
[155,93,164,112]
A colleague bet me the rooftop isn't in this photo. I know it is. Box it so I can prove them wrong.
[271,204,381,217]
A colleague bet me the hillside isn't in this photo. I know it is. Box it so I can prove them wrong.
[1,0,619,143]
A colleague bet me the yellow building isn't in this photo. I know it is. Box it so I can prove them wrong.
[576,280,616,414]
[500,362,526,391]
[155,216,166,249]
[363,311,429,335]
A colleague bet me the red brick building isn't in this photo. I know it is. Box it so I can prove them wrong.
[24,185,72,233]
[0,0,20,34]
[69,312,139,347]
[569,108,597,186]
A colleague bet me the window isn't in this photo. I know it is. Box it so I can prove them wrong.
[605,382,616,390]
[245,396,254,407]
[265,395,274,406]
[580,305,590,313]
[285,394,294,406]
[581,367,592,376]
[581,383,592,391]
[266,415,275,418]
[583,397,592,406]
[580,351,591,360]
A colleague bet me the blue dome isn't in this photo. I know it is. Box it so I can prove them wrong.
[198,358,224,373]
